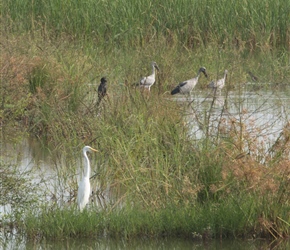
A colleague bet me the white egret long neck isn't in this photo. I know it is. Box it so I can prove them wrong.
[83,151,91,179]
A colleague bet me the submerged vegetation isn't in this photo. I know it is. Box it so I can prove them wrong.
[1,0,290,243]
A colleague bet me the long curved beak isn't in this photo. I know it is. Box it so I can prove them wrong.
[155,65,160,71]
[203,71,208,78]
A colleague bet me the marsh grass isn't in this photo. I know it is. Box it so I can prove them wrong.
[2,0,290,50]
[23,189,287,240]
[1,34,288,135]
[14,87,290,240]
[1,0,290,241]
[28,65,50,94]
[0,162,39,224]
[1,36,290,239]
[22,200,252,239]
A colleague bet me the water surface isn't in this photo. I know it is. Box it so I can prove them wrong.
[2,234,290,250]
[1,88,290,249]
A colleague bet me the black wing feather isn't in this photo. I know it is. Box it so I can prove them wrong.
[171,81,187,95]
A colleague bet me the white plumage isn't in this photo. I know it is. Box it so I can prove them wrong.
[139,61,160,91]
[77,146,98,212]
[208,70,228,90]
[171,67,207,95]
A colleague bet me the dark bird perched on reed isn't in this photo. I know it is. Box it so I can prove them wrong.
[171,67,207,95]
[96,77,107,106]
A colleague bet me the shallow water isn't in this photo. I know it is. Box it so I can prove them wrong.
[177,88,290,160]
[1,88,290,248]
[1,88,290,209]
[2,233,290,250]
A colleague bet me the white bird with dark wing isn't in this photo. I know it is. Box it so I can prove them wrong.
[139,61,160,91]
[208,70,228,90]
[171,67,207,95]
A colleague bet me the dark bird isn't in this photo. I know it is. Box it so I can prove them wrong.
[96,77,107,106]
[171,67,207,95]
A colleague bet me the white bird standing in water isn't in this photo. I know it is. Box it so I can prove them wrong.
[171,67,208,95]
[77,146,98,212]
[208,70,228,90]
[139,61,160,91]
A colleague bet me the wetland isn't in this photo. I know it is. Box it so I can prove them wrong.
[1,0,290,248]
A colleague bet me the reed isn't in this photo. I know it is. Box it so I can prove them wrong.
[1,0,290,241]
[0,162,39,223]
[23,187,289,240]
[2,0,290,49]
[1,34,289,133]
[13,86,290,240]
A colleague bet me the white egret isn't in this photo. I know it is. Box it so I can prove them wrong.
[77,146,98,212]
[171,67,207,95]
[139,61,160,91]
[208,70,228,90]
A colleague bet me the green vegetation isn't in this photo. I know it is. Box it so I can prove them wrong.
[2,0,290,49]
[1,0,290,243]
[0,163,39,222]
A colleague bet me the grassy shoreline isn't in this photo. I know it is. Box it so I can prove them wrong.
[1,0,290,242]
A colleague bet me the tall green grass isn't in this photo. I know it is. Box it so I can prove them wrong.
[0,162,39,222]
[22,187,289,240]
[1,1,290,240]
[4,79,288,240]
[22,195,258,239]
[2,0,290,49]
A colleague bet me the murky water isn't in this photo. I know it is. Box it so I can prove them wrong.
[177,88,290,162]
[2,233,290,249]
[1,88,290,249]
[188,89,287,134]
